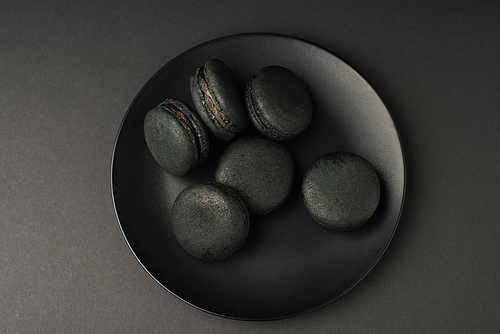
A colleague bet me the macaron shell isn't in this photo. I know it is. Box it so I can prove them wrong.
[163,99,210,164]
[190,59,248,141]
[144,108,197,176]
[172,182,250,261]
[246,66,312,140]
[204,59,249,132]
[302,152,381,231]
[190,68,218,137]
[215,135,294,215]
[143,99,209,176]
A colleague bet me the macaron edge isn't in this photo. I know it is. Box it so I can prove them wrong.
[159,99,209,167]
[172,182,250,261]
[302,152,381,231]
[190,64,237,141]
[244,79,293,141]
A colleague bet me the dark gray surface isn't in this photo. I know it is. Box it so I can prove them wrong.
[1,0,499,332]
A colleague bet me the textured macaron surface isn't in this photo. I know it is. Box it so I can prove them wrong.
[190,59,248,141]
[215,135,294,215]
[143,99,208,176]
[172,182,250,261]
[245,66,312,140]
[302,152,381,231]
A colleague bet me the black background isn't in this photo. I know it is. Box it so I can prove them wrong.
[2,0,499,332]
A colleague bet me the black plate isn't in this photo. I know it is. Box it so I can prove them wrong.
[112,33,405,320]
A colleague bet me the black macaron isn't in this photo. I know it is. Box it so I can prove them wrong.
[143,98,209,176]
[190,59,249,141]
[215,135,294,215]
[245,66,312,141]
[302,152,381,231]
[172,182,250,261]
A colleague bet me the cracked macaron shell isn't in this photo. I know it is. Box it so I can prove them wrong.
[143,98,209,176]
[190,59,249,141]
[302,152,381,231]
[245,66,312,141]
[172,182,250,261]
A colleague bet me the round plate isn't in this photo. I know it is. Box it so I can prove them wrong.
[112,33,405,320]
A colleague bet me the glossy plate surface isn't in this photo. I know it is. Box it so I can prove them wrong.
[112,33,405,320]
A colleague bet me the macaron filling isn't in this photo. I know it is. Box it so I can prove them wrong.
[198,69,234,133]
[161,102,204,165]
[168,103,196,134]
